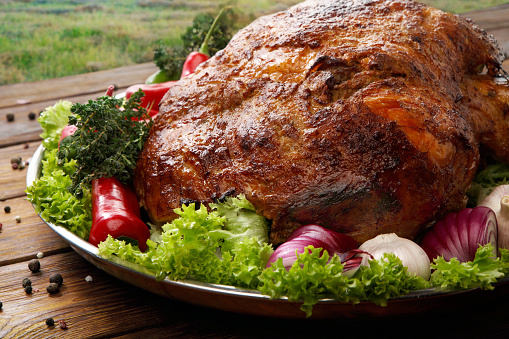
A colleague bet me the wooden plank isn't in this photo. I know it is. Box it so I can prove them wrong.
[0,141,42,200]
[0,87,130,148]
[0,63,158,109]
[0,251,185,338]
[0,251,280,338]
[0,196,71,267]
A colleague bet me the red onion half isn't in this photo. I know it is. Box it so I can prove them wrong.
[419,206,498,262]
[266,225,361,274]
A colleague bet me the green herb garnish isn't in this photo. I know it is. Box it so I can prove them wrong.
[58,90,152,198]
[153,8,238,80]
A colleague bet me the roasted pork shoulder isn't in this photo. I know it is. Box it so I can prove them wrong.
[134,0,509,244]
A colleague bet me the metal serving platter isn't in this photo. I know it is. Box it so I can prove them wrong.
[27,144,509,319]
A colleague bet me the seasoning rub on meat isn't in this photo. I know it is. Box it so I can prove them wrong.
[134,0,509,245]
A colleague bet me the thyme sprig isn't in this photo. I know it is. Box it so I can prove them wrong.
[58,90,152,198]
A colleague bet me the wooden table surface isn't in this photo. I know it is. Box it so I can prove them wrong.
[1,4,509,338]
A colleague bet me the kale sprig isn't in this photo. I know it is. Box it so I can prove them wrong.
[57,90,152,198]
[153,7,239,79]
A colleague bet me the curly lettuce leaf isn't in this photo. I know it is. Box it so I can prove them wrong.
[500,248,509,275]
[354,253,429,306]
[467,162,509,206]
[99,200,273,288]
[38,100,72,149]
[430,244,505,290]
[209,194,269,251]
[259,248,429,317]
[26,148,92,239]
[259,247,358,317]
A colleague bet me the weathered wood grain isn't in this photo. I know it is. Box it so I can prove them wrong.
[0,252,199,338]
[0,63,158,109]
[0,196,71,267]
[0,87,138,148]
[0,141,42,200]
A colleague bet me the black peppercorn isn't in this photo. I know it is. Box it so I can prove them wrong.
[22,277,32,288]
[0,301,3,309]
[45,318,55,326]
[3,206,10,213]
[10,156,21,165]
[28,259,40,273]
[6,113,14,122]
[28,112,36,120]
[49,273,63,287]
[25,285,32,294]
[46,282,60,294]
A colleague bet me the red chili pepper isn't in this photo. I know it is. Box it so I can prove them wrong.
[89,177,150,252]
[105,85,115,97]
[180,52,210,79]
[125,81,176,117]
[180,7,230,78]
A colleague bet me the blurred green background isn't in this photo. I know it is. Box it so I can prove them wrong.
[0,0,507,85]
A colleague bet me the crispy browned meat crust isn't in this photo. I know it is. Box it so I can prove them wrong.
[134,0,509,244]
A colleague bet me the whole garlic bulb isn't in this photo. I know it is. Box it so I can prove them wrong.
[358,233,431,280]
[479,185,509,250]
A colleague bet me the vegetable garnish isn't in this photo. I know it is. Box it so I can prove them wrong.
[358,233,431,280]
[467,162,509,206]
[265,224,361,273]
[57,89,153,198]
[98,196,273,288]
[419,206,498,263]
[150,7,237,82]
[430,244,506,291]
[26,145,92,240]
[26,88,509,318]
[125,81,176,118]
[479,185,509,249]
[38,100,73,150]
[89,177,151,252]
[260,248,429,317]
[180,7,232,79]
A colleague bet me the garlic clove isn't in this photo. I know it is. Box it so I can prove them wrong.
[358,233,431,280]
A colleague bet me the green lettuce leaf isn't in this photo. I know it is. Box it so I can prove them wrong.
[430,244,505,290]
[354,253,429,306]
[38,100,72,149]
[259,247,356,317]
[26,148,92,240]
[209,194,269,251]
[258,248,429,317]
[99,199,273,288]
[26,100,91,239]
[500,248,509,275]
